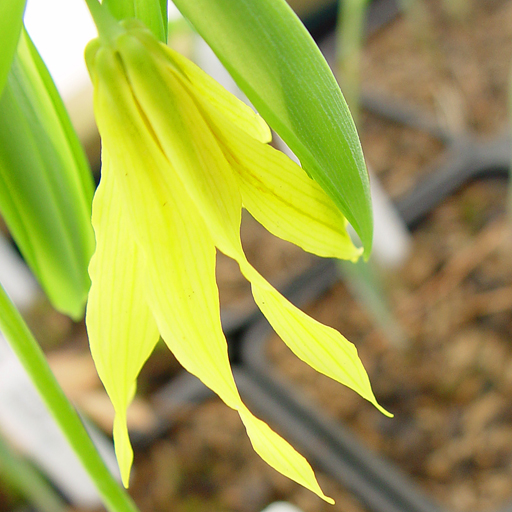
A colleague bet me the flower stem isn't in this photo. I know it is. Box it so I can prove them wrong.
[84,0,123,45]
[0,285,140,512]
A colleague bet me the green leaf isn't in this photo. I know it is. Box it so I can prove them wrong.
[172,0,373,255]
[0,0,26,96]
[103,0,167,42]
[0,29,95,319]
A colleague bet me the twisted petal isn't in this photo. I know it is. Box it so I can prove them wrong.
[86,158,159,487]
[250,277,390,415]
[187,94,388,413]
[204,101,363,261]
[90,42,333,502]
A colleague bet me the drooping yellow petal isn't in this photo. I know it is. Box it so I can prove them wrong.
[250,276,391,417]
[86,158,160,486]
[90,43,236,406]
[200,101,362,261]
[231,250,390,415]
[89,40,333,502]
[127,166,334,502]
[107,29,388,417]
[239,408,334,505]
[119,151,332,502]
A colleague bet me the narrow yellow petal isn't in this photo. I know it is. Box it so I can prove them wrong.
[227,246,390,416]
[120,158,242,408]
[251,279,391,417]
[92,41,240,405]
[120,21,271,144]
[121,153,334,502]
[239,408,334,504]
[86,161,160,486]
[116,33,244,258]
[201,103,362,261]
[113,412,132,487]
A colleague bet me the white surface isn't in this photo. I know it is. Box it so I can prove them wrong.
[369,173,411,268]
[168,1,181,21]
[195,37,251,104]
[0,231,119,508]
[24,1,183,100]
[23,0,96,99]
[261,502,304,512]
[0,340,119,508]
[0,235,38,309]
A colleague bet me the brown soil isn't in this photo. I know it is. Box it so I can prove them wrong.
[360,0,512,199]
[362,0,512,135]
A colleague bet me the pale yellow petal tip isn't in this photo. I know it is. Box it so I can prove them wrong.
[299,475,334,505]
[304,470,334,504]
[348,245,364,263]
[239,409,335,505]
[365,377,392,417]
[366,386,393,417]
[113,414,134,488]
[120,461,132,489]
[373,399,393,418]
[311,481,335,504]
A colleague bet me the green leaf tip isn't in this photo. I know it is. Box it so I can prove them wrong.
[0,0,26,96]
[0,29,95,319]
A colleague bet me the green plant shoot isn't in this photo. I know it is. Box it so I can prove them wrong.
[0,28,95,319]
[0,0,26,95]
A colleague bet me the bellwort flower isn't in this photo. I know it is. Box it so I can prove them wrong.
[85,17,389,502]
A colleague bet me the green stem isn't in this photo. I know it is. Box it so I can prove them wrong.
[84,0,123,44]
[0,285,140,512]
[336,0,368,126]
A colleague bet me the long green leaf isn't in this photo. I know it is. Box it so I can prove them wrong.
[0,0,26,96]
[172,0,373,255]
[103,0,167,42]
[0,29,95,320]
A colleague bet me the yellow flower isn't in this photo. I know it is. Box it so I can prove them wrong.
[85,19,388,502]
